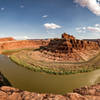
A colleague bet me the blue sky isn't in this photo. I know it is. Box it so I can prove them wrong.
[0,0,100,39]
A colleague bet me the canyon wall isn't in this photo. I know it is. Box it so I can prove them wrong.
[0,37,15,42]
[40,33,100,62]
[43,33,99,54]
[0,39,49,52]
[0,34,99,58]
[84,39,100,47]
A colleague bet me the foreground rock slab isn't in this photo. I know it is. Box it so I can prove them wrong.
[1,83,100,100]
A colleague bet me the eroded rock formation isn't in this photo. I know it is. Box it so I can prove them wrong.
[73,83,100,100]
[40,33,100,62]
[84,39,100,47]
[62,33,75,40]
[44,33,99,53]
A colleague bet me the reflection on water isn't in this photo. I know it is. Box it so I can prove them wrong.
[0,55,100,94]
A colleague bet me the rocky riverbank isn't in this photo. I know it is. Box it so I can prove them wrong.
[0,72,11,87]
[1,83,100,100]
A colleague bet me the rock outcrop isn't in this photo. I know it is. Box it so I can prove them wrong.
[43,33,99,53]
[0,72,11,87]
[0,37,15,42]
[84,39,100,47]
[74,83,100,100]
[40,33,99,62]
[62,33,75,40]
[1,83,100,100]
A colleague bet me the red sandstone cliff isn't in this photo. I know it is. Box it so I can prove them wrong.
[0,37,15,42]
[0,34,99,62]
[0,39,49,53]
[62,33,75,40]
[45,33,99,54]
[40,33,100,62]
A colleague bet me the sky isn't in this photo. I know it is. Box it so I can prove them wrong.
[0,0,100,39]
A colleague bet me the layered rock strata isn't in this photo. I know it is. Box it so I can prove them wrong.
[40,33,99,62]
[84,39,100,47]
[43,33,99,54]
[0,39,49,53]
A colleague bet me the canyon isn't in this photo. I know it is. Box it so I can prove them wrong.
[0,33,100,99]
[0,33,99,62]
[4,33,100,76]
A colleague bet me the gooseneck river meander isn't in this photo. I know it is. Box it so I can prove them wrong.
[0,54,100,94]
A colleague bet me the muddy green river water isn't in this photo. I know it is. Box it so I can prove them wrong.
[0,55,100,94]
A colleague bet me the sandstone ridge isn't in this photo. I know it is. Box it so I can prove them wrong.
[0,38,49,53]
[43,33,99,54]
[40,33,100,62]
[0,37,15,42]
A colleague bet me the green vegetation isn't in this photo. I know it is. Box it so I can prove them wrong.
[9,49,100,75]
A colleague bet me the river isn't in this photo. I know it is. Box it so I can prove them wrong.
[0,55,100,94]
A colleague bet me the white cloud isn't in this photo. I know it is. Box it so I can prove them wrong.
[14,36,29,40]
[42,15,48,18]
[1,8,5,11]
[82,27,86,30]
[76,24,100,33]
[75,27,86,33]
[74,0,100,16]
[44,23,62,29]
[75,24,100,39]
[23,36,29,39]
[95,24,100,27]
[87,26,100,32]
[76,27,81,30]
[20,5,24,8]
